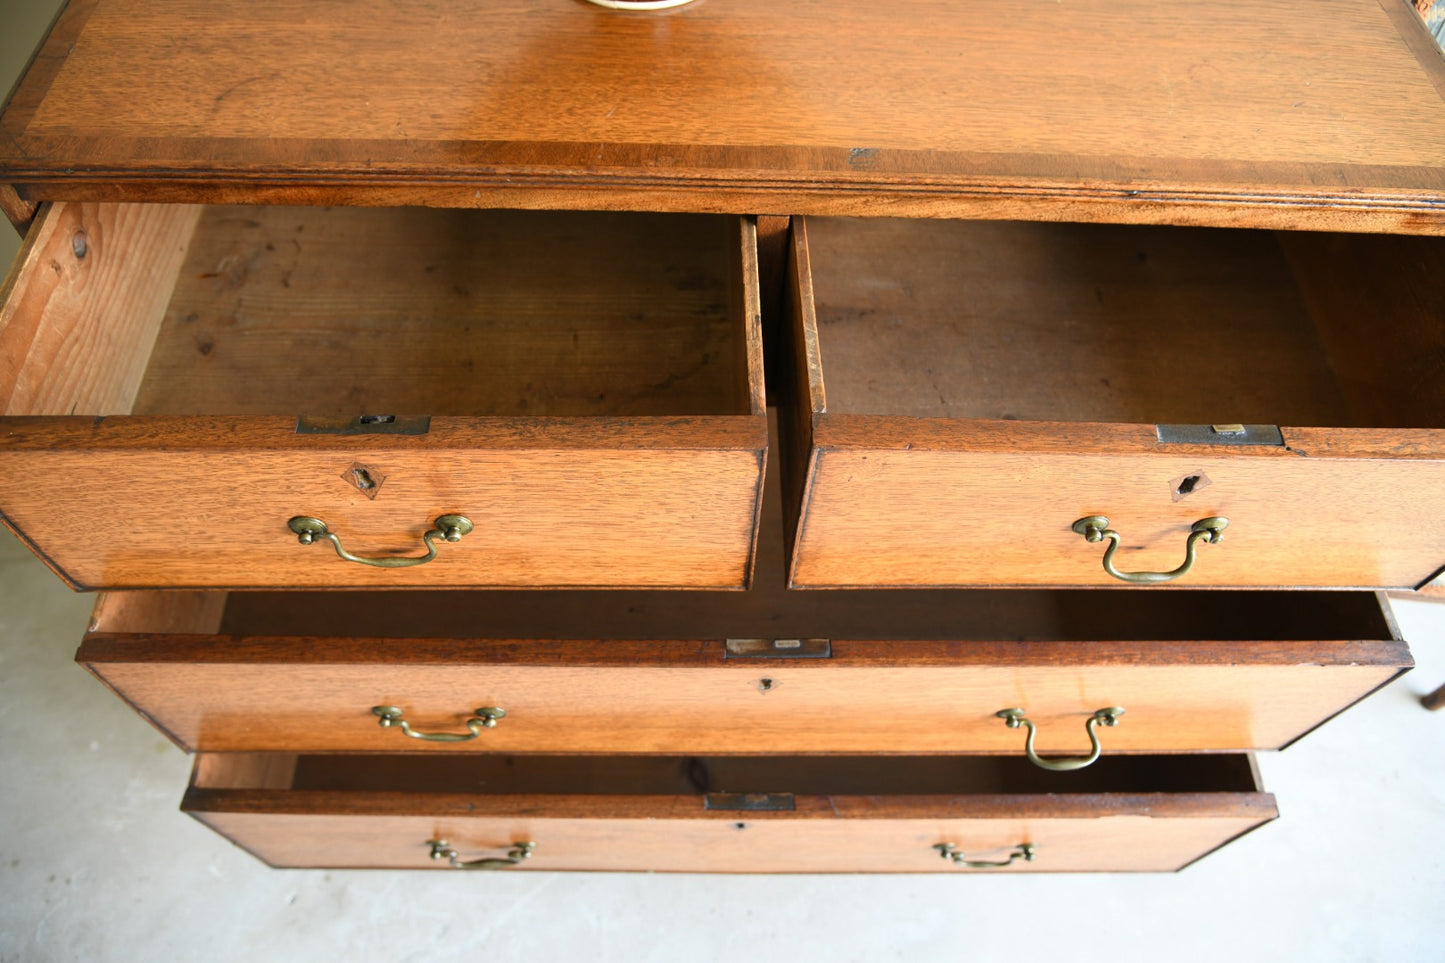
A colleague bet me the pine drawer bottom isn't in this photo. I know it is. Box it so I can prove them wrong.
[183,753,1276,873]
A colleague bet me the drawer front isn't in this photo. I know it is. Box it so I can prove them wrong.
[182,753,1277,873]
[0,204,767,589]
[782,217,1445,589]
[0,419,766,589]
[80,591,1408,755]
[790,420,1445,588]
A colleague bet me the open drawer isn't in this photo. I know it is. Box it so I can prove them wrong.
[781,217,1445,588]
[0,204,766,589]
[80,584,1409,756]
[182,752,1277,872]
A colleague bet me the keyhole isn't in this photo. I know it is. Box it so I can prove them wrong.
[342,463,385,499]
[757,678,774,693]
[1176,474,1201,497]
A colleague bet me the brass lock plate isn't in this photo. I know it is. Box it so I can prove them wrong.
[724,638,832,659]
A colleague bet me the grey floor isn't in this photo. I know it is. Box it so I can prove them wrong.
[3,2,1445,959]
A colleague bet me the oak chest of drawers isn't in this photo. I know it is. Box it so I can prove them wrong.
[3,0,1443,873]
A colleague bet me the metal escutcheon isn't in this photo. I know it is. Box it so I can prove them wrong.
[288,514,473,568]
[372,705,505,742]
[429,839,536,870]
[1072,515,1227,584]
[997,707,1125,771]
[934,842,1036,868]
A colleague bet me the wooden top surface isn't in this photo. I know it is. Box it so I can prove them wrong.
[3,0,1445,227]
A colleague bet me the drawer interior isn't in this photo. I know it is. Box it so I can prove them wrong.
[193,751,1263,796]
[210,587,1389,643]
[93,567,1395,646]
[2,205,759,418]
[800,218,1445,428]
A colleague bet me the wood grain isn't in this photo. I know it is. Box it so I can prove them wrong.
[793,421,1445,588]
[0,202,200,416]
[0,185,37,234]
[806,218,1354,426]
[133,207,751,417]
[778,221,822,581]
[2,1,1443,231]
[87,590,225,634]
[79,631,1407,755]
[187,808,1273,873]
[1277,231,1445,431]
[732,217,767,416]
[80,489,1406,755]
[81,448,1406,753]
[0,417,765,589]
[183,433,1400,643]
[755,215,789,406]
[181,752,1275,872]
[192,752,296,791]
[784,217,1445,588]
[0,205,766,588]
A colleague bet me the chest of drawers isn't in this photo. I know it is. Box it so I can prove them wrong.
[2,0,1442,873]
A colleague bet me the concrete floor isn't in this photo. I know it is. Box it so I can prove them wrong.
[2,2,1444,959]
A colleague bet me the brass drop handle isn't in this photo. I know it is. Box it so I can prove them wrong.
[934,842,1036,868]
[429,839,536,870]
[372,705,506,742]
[997,707,1125,771]
[288,514,473,567]
[1072,515,1227,584]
